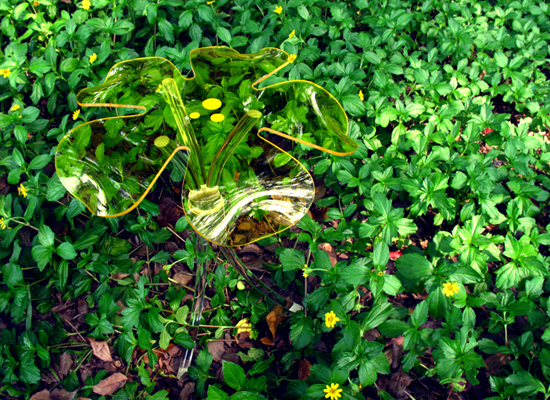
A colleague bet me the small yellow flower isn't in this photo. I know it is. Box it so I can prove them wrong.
[18,184,28,198]
[0,218,9,230]
[19,115,22,118]
[207,0,215,4]
[72,109,81,120]
[11,104,20,112]
[325,311,340,328]
[274,5,282,14]
[1,69,10,78]
[288,30,295,39]
[323,383,343,400]
[378,271,384,276]
[302,268,309,278]
[359,90,364,101]
[156,84,162,93]
[442,282,460,297]
[82,0,90,10]
[89,53,97,64]
[33,0,39,5]
[288,54,297,63]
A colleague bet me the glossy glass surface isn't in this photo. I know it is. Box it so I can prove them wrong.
[55,47,358,246]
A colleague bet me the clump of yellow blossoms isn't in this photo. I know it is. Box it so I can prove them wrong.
[359,90,364,101]
[274,6,283,14]
[11,104,20,111]
[18,184,28,198]
[89,53,97,64]
[72,109,81,120]
[0,217,9,230]
[442,282,460,297]
[288,30,295,39]
[82,0,91,10]
[288,54,297,63]
[325,311,340,328]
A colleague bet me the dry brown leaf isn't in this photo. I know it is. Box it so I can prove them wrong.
[50,389,77,400]
[388,370,413,398]
[260,337,273,345]
[207,341,226,362]
[58,352,73,378]
[172,273,193,286]
[179,382,195,400]
[297,360,311,381]
[92,373,128,396]
[241,244,262,255]
[266,304,285,339]
[318,243,337,266]
[88,338,113,362]
[314,185,326,202]
[30,390,51,400]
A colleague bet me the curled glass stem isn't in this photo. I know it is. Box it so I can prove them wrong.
[161,77,206,190]
[207,109,262,188]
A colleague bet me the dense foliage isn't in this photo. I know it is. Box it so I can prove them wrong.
[1,0,550,398]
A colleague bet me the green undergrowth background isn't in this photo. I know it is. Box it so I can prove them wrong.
[2,0,550,398]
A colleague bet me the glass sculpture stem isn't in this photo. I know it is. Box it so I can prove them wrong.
[207,110,262,188]
[178,233,209,378]
[161,77,206,190]
[219,246,292,308]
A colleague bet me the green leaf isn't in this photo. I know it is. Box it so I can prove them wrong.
[174,332,195,349]
[378,319,410,337]
[289,312,315,349]
[28,154,52,170]
[29,57,52,76]
[159,326,171,350]
[395,253,433,290]
[222,361,246,391]
[38,224,55,248]
[56,242,77,260]
[372,242,389,267]
[506,371,546,396]
[217,27,232,45]
[19,362,41,384]
[280,248,305,271]
[207,386,229,400]
[341,259,371,286]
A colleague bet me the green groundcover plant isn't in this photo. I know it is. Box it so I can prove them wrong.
[2,0,550,399]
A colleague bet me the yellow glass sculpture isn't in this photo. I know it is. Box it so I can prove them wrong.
[55,47,357,247]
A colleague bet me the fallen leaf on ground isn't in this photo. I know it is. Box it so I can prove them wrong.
[314,185,326,202]
[260,337,273,345]
[89,338,113,362]
[172,273,193,286]
[207,341,226,361]
[58,352,73,378]
[298,360,311,381]
[30,390,51,400]
[92,373,128,396]
[266,304,285,339]
[158,198,183,226]
[179,382,195,400]
[388,370,413,398]
[50,389,77,400]
[318,243,337,266]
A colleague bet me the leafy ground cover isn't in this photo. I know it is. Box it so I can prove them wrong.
[2,0,550,398]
